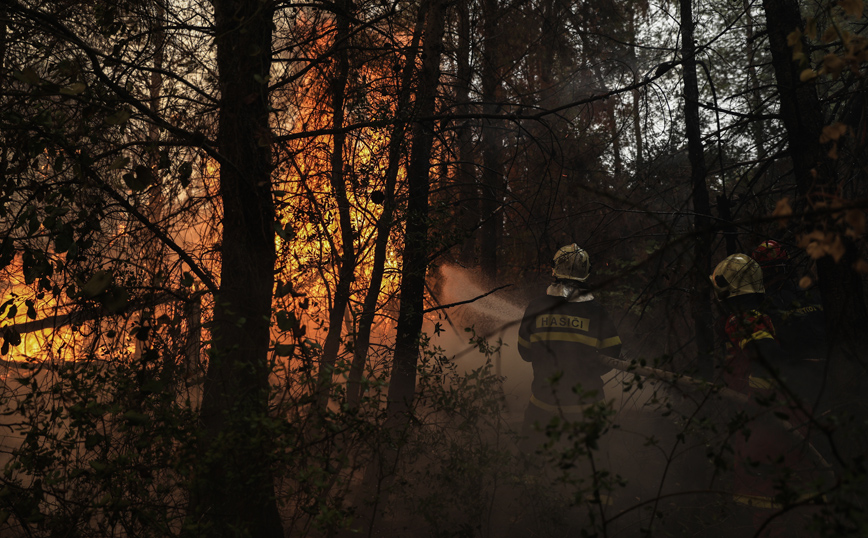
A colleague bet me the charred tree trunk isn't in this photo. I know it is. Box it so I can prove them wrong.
[350,4,446,530]
[762,0,827,189]
[743,0,766,157]
[386,0,446,416]
[148,1,164,155]
[605,94,622,177]
[192,1,283,536]
[345,11,427,407]
[478,0,503,283]
[717,194,738,255]
[141,0,170,373]
[763,0,868,465]
[628,15,643,169]
[317,0,356,409]
[184,295,201,376]
[680,0,715,374]
[0,10,5,72]
[454,1,478,267]
[763,0,868,355]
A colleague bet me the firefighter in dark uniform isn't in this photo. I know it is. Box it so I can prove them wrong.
[712,254,785,395]
[711,254,828,536]
[751,239,829,363]
[518,244,622,451]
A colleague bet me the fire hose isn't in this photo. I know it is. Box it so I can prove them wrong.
[602,355,834,470]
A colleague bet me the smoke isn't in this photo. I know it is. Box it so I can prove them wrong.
[419,264,739,535]
[426,264,676,419]
[420,265,835,537]
[425,264,532,419]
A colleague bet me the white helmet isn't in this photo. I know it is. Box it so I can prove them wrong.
[553,244,591,282]
[710,254,765,300]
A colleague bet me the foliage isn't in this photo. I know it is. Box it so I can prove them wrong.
[2,0,868,535]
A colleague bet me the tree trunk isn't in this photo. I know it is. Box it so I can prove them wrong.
[0,3,7,72]
[743,0,766,157]
[762,0,868,354]
[478,0,503,283]
[142,0,170,374]
[350,4,446,531]
[193,1,283,536]
[762,0,828,189]
[345,10,427,407]
[454,0,478,267]
[762,0,868,466]
[680,0,715,375]
[386,0,446,416]
[628,15,643,169]
[317,0,356,409]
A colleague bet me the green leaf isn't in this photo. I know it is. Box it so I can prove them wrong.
[81,270,112,298]
[141,379,165,394]
[27,213,40,235]
[54,225,75,253]
[84,434,105,449]
[108,156,130,171]
[133,325,150,341]
[275,310,297,331]
[123,165,154,191]
[0,238,10,258]
[89,460,110,472]
[105,108,131,125]
[3,329,21,347]
[274,343,295,357]
[122,172,138,190]
[60,82,87,95]
[101,286,128,312]
[13,67,41,85]
[274,221,296,241]
[178,161,193,187]
[122,411,150,426]
[274,280,299,298]
[135,165,154,186]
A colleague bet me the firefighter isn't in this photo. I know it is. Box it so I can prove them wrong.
[711,253,785,393]
[711,254,827,535]
[517,244,622,453]
[751,239,829,363]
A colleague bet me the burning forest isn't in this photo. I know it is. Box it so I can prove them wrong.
[1,0,868,536]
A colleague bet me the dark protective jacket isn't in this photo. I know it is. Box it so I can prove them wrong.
[721,294,784,393]
[518,286,622,406]
[719,293,826,507]
[723,293,825,404]
[762,282,828,361]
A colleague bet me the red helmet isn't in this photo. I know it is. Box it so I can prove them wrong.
[751,239,789,267]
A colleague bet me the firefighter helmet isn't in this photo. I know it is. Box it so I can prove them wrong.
[710,254,765,299]
[553,244,591,282]
[751,239,789,268]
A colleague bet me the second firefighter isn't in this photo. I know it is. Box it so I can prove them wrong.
[518,243,622,449]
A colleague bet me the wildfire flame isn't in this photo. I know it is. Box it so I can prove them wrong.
[2,13,418,379]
